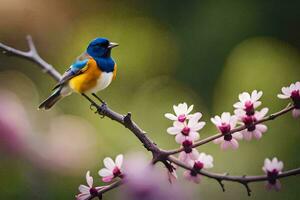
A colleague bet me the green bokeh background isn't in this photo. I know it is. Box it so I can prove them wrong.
[0,0,299,199]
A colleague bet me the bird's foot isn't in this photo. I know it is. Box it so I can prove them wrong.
[89,103,107,118]
[97,103,107,118]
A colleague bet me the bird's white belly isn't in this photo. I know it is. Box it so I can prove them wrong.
[88,72,113,93]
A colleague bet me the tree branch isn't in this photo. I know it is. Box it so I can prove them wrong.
[168,156,300,196]
[86,180,123,200]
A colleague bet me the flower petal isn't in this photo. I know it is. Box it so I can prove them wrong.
[76,193,90,200]
[191,122,206,132]
[85,171,93,188]
[256,124,267,133]
[115,154,123,168]
[98,168,113,177]
[230,139,239,149]
[102,175,114,183]
[189,131,200,141]
[79,185,90,194]
[292,109,300,118]
[277,94,290,99]
[165,113,177,120]
[167,126,181,135]
[103,157,115,170]
[186,104,194,114]
[220,141,229,150]
[175,134,185,144]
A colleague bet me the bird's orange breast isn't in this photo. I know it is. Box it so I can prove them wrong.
[69,59,101,93]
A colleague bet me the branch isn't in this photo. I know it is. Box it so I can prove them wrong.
[86,180,123,200]
[0,35,61,81]
[168,156,300,196]
[166,104,295,155]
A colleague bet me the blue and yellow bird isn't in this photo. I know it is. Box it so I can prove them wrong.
[39,37,118,110]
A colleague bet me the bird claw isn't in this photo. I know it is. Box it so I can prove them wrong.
[97,103,107,118]
[90,103,98,112]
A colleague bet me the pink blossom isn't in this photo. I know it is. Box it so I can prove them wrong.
[211,112,238,134]
[167,113,205,144]
[76,171,104,200]
[98,154,123,182]
[234,108,268,140]
[211,112,242,150]
[178,140,199,163]
[213,132,243,150]
[165,103,195,122]
[262,157,284,191]
[233,90,263,115]
[183,153,214,184]
[278,81,300,118]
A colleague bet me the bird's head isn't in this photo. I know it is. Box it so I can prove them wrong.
[87,38,118,58]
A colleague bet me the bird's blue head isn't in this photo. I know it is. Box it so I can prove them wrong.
[87,37,118,58]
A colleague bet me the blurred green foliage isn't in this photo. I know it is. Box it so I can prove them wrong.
[0,0,300,199]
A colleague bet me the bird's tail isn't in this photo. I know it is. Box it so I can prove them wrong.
[38,88,62,110]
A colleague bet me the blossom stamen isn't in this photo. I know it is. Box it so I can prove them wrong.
[181,127,190,136]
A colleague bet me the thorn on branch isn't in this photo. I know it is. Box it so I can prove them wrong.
[217,179,225,192]
[97,194,103,200]
[124,112,133,128]
[242,182,251,196]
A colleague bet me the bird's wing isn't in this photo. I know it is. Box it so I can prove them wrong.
[53,53,91,90]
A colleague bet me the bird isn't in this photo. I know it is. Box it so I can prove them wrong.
[38,37,118,110]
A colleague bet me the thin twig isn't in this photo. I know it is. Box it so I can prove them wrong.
[86,180,123,200]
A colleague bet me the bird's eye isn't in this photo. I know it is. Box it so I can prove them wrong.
[98,41,109,48]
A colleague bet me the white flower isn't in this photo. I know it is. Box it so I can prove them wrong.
[165,102,195,122]
[76,171,104,200]
[183,153,214,184]
[262,157,283,174]
[235,108,268,140]
[278,81,300,118]
[262,157,284,191]
[211,112,238,134]
[211,112,242,150]
[167,113,205,144]
[98,154,123,183]
[233,90,263,115]
[277,82,300,99]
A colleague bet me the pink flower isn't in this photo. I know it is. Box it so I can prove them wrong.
[76,171,104,200]
[98,154,124,183]
[178,140,199,163]
[234,108,268,140]
[211,112,238,134]
[165,103,195,122]
[211,112,242,150]
[213,132,243,150]
[262,157,284,191]
[278,82,300,118]
[167,113,205,144]
[183,153,214,184]
[233,90,263,115]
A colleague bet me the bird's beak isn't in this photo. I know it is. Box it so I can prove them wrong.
[108,42,119,49]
